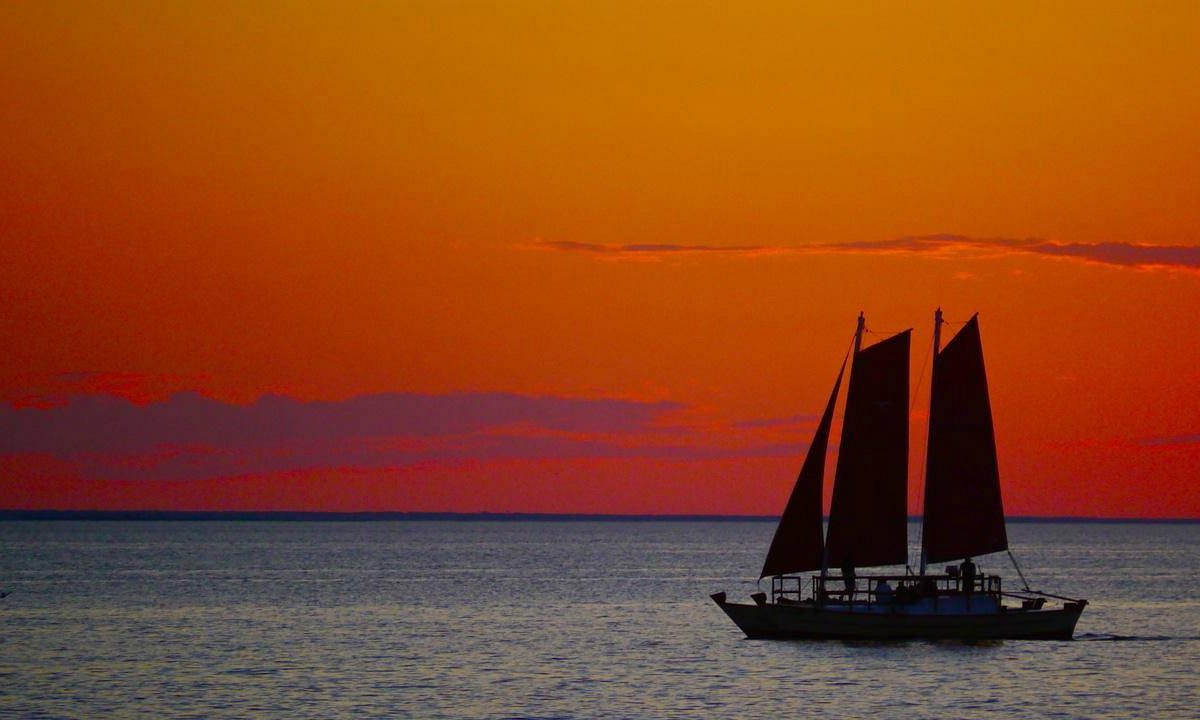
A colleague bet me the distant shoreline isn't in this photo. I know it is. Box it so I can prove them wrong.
[0,510,1196,523]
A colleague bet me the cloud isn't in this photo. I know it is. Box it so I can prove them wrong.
[4,371,211,408]
[853,235,1200,271]
[529,240,779,260]
[1137,433,1200,447]
[733,413,820,429]
[0,392,681,455]
[0,391,814,481]
[531,235,1200,272]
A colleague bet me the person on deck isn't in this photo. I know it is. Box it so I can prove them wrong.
[874,579,894,604]
[960,557,977,593]
[841,561,855,600]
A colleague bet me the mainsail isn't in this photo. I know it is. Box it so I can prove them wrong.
[825,330,911,569]
[921,314,1008,564]
[759,357,847,578]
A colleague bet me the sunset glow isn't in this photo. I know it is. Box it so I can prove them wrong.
[3,2,1198,517]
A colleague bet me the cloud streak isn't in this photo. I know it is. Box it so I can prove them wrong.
[1,391,810,481]
[0,392,681,455]
[844,235,1200,271]
[1137,433,1200,447]
[532,240,778,259]
[531,235,1200,271]
[733,413,821,429]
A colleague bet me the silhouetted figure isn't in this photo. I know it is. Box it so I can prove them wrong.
[960,557,977,593]
[841,561,855,600]
[875,579,893,604]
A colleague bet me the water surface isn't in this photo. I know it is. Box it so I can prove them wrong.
[2,520,1197,718]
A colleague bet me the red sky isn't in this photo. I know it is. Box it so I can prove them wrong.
[2,2,1199,517]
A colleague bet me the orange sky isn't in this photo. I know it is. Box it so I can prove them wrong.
[2,2,1198,517]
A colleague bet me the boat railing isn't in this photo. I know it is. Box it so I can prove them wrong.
[770,572,1003,605]
[999,589,1089,608]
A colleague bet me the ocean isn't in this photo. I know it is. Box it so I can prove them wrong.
[2,519,1197,718]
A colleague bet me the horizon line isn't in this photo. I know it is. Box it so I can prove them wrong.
[1,510,1197,523]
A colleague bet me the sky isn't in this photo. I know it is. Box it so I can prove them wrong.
[2,2,1198,517]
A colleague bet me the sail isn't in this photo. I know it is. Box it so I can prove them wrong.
[825,330,911,569]
[921,314,1008,564]
[759,357,847,578]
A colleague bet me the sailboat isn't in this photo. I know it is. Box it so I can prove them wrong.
[711,310,1087,640]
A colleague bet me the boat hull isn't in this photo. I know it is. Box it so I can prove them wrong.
[710,593,1086,640]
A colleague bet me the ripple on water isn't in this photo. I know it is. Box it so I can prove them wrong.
[1,520,1198,718]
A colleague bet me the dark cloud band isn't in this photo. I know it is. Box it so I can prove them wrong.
[532,235,1200,271]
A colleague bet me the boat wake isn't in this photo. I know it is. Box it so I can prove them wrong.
[1075,632,1200,642]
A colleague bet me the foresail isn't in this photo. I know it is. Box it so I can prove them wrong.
[921,314,1008,564]
[825,330,910,569]
[760,357,847,578]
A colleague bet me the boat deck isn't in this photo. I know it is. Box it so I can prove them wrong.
[772,571,1009,609]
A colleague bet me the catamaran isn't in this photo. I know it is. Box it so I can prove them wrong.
[711,310,1087,640]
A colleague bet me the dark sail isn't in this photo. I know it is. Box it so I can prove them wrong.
[759,357,847,578]
[921,314,1008,564]
[825,330,910,569]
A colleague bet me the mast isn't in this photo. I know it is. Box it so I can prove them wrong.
[919,308,942,576]
[825,318,910,571]
[819,312,864,581]
[854,311,865,354]
[932,307,943,355]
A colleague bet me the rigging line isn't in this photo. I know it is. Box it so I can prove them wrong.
[1007,549,1032,592]
[829,329,856,416]
[829,334,857,422]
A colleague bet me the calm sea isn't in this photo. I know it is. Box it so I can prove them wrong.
[2,520,1198,718]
